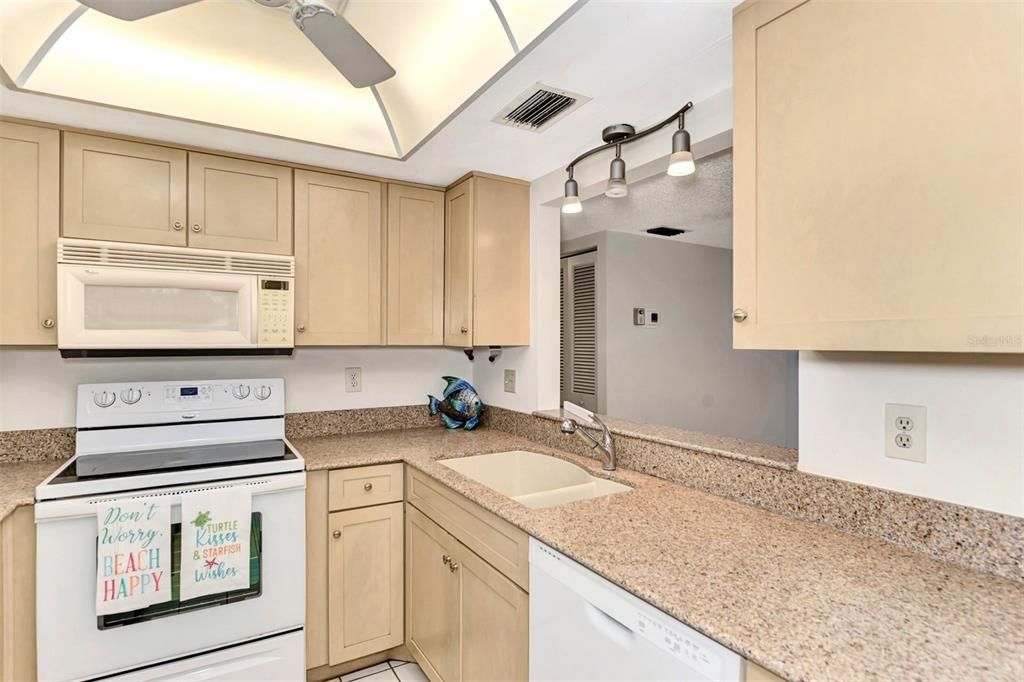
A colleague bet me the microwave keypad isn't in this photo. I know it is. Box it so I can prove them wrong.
[258,279,294,346]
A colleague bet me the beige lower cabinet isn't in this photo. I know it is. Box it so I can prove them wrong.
[0,121,59,345]
[406,504,528,682]
[745,659,786,682]
[0,506,36,682]
[328,503,404,665]
[294,170,383,345]
[306,467,404,672]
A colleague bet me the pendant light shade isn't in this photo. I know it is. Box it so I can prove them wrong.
[605,155,628,198]
[562,177,582,214]
[667,128,695,176]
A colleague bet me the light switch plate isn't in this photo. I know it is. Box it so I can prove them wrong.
[504,369,516,393]
[885,403,926,462]
[345,367,362,393]
[646,308,660,327]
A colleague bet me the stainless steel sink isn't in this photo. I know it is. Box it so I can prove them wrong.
[439,450,630,509]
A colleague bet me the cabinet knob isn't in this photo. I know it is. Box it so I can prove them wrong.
[173,221,183,231]
[332,530,342,539]
[42,318,55,329]
[297,324,306,333]
[442,554,451,565]
[363,482,373,492]
[191,224,202,233]
[732,308,748,323]
[448,561,459,572]
[460,326,468,334]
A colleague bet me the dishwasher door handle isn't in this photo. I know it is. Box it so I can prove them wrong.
[583,601,636,648]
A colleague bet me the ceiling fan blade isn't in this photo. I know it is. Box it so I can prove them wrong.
[78,0,203,21]
[294,7,395,88]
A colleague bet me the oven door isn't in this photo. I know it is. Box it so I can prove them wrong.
[35,473,305,682]
[57,265,258,349]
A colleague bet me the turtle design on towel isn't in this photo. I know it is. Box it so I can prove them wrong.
[428,376,485,430]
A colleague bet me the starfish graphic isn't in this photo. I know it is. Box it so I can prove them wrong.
[204,557,218,569]
[191,511,211,528]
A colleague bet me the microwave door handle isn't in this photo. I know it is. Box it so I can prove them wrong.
[251,277,260,346]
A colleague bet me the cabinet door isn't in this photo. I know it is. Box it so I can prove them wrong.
[305,471,329,670]
[294,170,383,345]
[1,507,37,682]
[733,0,1024,352]
[0,122,59,345]
[386,185,444,345]
[328,503,403,665]
[62,133,187,246]
[406,506,460,682]
[443,178,474,347]
[454,540,529,682]
[472,177,530,347]
[188,153,293,255]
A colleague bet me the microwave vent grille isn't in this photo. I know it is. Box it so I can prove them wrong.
[58,239,294,277]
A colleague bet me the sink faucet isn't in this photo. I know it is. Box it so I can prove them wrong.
[560,413,616,471]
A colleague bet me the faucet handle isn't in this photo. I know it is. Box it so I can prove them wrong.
[560,419,577,434]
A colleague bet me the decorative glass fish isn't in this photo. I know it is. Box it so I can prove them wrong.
[428,376,485,430]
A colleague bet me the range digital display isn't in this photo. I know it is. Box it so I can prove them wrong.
[179,386,199,396]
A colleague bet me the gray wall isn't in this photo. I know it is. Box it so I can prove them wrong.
[563,231,797,448]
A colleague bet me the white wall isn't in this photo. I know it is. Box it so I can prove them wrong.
[0,347,470,430]
[799,352,1024,517]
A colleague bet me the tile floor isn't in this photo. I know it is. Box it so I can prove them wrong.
[335,659,428,682]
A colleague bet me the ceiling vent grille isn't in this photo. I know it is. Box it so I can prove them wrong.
[493,83,590,132]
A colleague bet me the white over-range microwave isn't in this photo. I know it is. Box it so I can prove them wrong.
[57,238,294,357]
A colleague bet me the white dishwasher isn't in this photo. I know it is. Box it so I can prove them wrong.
[530,540,742,682]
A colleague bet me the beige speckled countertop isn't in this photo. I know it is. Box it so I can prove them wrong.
[295,428,1024,682]
[0,460,60,522]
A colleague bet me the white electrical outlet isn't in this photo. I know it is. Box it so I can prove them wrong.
[504,369,516,393]
[345,367,362,393]
[885,403,926,462]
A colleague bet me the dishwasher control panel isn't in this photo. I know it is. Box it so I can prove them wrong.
[637,611,720,677]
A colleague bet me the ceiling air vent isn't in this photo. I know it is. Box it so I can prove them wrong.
[493,83,590,132]
[646,227,689,238]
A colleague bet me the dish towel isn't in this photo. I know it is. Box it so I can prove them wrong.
[179,486,252,601]
[96,497,172,615]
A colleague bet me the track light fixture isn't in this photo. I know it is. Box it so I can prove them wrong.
[561,101,694,214]
[562,175,582,214]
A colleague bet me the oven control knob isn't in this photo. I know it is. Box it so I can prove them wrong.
[254,385,272,401]
[120,388,142,405]
[93,391,116,408]
[232,384,251,400]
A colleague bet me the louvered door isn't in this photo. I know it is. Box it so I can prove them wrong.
[561,251,598,411]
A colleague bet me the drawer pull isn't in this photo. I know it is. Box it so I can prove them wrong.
[363,482,374,492]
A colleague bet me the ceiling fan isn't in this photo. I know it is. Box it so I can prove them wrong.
[76,0,396,88]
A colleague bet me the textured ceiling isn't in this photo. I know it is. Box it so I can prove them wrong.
[561,149,733,249]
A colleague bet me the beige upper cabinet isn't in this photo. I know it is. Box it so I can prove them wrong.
[387,185,445,345]
[733,0,1024,352]
[443,173,530,348]
[0,122,60,345]
[327,503,404,666]
[188,153,293,255]
[294,170,383,345]
[62,133,187,246]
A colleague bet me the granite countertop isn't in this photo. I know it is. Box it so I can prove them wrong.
[532,408,799,470]
[294,427,1024,682]
[0,460,59,521]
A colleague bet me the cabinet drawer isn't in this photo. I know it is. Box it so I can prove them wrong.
[329,463,403,511]
[407,468,529,591]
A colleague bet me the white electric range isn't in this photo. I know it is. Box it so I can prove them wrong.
[35,378,306,682]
